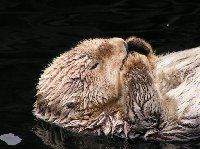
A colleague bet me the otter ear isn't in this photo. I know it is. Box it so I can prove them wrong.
[126,37,153,56]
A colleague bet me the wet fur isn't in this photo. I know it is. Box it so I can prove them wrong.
[33,37,200,141]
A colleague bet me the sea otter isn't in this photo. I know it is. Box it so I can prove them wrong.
[33,36,200,141]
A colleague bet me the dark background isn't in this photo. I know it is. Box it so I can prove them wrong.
[0,0,200,148]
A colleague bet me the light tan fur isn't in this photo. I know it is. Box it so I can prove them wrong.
[33,36,200,141]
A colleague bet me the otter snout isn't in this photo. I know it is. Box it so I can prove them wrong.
[110,37,128,50]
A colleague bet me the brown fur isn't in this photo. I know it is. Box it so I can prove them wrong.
[34,36,200,141]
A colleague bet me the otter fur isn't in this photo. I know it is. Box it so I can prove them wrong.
[33,37,200,141]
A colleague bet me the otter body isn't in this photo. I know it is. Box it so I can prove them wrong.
[155,47,200,141]
[33,37,200,141]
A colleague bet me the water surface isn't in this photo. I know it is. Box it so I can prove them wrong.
[0,0,200,148]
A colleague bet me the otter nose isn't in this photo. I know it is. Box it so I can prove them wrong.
[110,38,128,51]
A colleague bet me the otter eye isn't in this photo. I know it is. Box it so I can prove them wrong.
[90,63,99,70]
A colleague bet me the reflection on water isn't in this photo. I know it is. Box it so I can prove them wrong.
[33,120,200,149]
[0,0,200,148]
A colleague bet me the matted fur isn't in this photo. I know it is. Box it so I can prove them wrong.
[33,36,200,141]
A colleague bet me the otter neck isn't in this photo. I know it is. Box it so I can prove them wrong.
[121,67,162,133]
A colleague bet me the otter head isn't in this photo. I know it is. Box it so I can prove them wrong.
[35,38,128,121]
[34,36,158,132]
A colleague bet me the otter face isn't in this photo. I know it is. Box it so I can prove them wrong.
[72,38,128,110]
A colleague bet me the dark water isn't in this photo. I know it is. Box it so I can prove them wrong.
[0,0,200,148]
